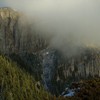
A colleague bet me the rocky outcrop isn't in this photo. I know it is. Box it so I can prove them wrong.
[42,49,57,92]
[0,7,20,53]
[0,7,48,54]
[0,7,48,82]
[42,47,100,95]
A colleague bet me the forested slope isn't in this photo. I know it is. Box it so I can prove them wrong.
[0,55,52,100]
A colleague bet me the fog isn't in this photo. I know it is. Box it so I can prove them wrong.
[2,0,100,56]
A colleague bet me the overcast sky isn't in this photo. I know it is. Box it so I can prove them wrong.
[0,1,5,7]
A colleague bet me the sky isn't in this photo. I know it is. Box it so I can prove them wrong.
[0,1,5,7]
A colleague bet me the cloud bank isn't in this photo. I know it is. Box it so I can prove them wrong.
[2,0,100,56]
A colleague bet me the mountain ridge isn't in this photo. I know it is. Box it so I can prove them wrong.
[0,7,100,97]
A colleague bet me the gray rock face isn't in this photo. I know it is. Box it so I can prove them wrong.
[42,48,100,95]
[42,49,57,91]
[0,7,20,53]
[0,7,47,54]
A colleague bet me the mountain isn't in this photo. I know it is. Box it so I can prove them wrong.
[42,47,100,95]
[0,7,47,54]
[0,54,100,100]
[0,7,100,99]
[0,54,53,100]
[0,7,20,54]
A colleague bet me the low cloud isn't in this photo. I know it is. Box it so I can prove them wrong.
[2,0,100,57]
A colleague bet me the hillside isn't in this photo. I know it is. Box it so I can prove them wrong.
[57,78,100,100]
[0,55,52,100]
[0,7,100,99]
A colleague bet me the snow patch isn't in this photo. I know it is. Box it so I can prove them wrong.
[64,90,75,97]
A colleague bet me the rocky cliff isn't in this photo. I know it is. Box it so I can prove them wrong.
[0,7,47,54]
[0,7,100,95]
[42,47,100,95]
[0,7,20,53]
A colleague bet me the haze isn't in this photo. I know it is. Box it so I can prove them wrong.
[2,0,100,57]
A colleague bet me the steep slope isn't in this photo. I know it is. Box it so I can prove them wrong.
[0,7,100,97]
[0,7,48,54]
[42,47,100,95]
[0,55,99,100]
[0,7,20,53]
[0,55,52,100]
[8,52,42,81]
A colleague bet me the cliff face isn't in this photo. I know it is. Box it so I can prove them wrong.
[56,48,100,80]
[0,7,20,53]
[0,7,47,54]
[0,7,100,95]
[42,48,100,95]
[42,49,58,93]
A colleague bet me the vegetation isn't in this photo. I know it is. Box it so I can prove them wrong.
[9,53,42,81]
[0,55,52,100]
[58,78,100,100]
[0,54,99,100]
[74,78,100,100]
